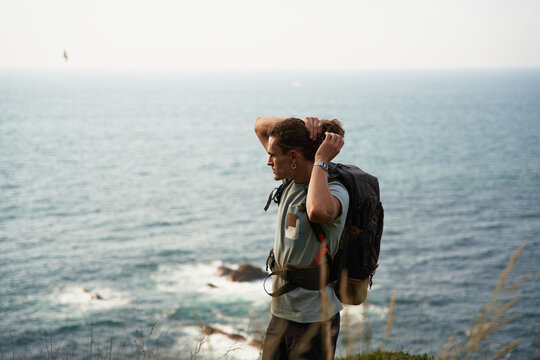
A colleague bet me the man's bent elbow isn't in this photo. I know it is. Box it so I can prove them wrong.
[254,117,264,136]
[307,207,336,224]
[254,117,267,135]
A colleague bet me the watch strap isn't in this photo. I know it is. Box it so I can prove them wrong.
[314,161,329,172]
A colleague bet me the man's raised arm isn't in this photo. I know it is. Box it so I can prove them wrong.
[254,117,282,150]
[306,131,345,223]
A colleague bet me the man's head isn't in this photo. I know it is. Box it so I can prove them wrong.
[266,118,344,181]
[268,118,344,161]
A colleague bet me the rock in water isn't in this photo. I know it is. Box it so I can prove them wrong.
[91,293,103,300]
[229,264,267,282]
[203,326,246,342]
[217,264,267,282]
[217,266,233,276]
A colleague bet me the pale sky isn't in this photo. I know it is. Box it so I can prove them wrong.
[1,0,539,70]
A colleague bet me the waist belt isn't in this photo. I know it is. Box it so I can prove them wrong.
[264,249,331,297]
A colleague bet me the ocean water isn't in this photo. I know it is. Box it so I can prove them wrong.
[0,69,539,359]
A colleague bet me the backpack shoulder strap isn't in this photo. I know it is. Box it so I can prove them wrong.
[307,220,327,262]
[264,179,293,211]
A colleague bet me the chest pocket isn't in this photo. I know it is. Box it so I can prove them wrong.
[283,204,307,246]
[285,212,299,239]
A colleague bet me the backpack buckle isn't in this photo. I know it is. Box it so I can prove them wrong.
[350,226,363,236]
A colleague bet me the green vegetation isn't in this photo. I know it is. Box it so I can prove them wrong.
[338,350,433,360]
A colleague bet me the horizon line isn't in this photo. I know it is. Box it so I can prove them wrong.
[1,65,540,73]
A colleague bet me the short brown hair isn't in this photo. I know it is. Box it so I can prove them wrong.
[268,118,344,161]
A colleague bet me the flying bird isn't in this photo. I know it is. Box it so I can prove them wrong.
[63,50,68,62]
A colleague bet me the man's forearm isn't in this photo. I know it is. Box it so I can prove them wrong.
[254,117,282,150]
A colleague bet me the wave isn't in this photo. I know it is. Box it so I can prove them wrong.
[144,220,186,228]
[50,285,131,315]
[179,324,262,360]
[154,261,268,306]
[153,260,390,359]
[153,261,269,359]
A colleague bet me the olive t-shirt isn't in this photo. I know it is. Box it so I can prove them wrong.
[271,180,349,323]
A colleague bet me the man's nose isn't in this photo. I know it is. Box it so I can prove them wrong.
[267,156,272,166]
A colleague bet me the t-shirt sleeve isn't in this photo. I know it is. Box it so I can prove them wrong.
[329,181,349,220]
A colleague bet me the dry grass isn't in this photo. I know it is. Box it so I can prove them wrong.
[319,243,333,360]
[433,242,531,360]
[384,293,397,340]
[338,243,531,360]
[1,244,533,360]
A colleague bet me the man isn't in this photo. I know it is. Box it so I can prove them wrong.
[254,116,349,360]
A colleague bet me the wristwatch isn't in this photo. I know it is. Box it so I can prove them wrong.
[314,161,329,172]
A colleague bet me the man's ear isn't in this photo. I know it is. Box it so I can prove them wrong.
[288,149,298,162]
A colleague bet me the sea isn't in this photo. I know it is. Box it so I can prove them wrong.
[1,68,539,359]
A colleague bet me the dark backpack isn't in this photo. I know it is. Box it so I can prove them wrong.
[264,162,384,305]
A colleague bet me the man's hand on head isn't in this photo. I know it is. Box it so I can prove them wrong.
[314,132,344,163]
[303,117,323,141]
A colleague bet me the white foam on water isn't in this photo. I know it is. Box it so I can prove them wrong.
[341,301,389,324]
[52,285,130,313]
[155,261,269,358]
[157,261,388,359]
[178,324,262,360]
[155,261,269,307]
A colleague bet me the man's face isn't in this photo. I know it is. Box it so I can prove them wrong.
[267,137,290,181]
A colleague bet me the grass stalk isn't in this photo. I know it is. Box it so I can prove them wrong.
[436,333,455,360]
[318,244,332,360]
[487,339,523,360]
[385,293,396,340]
[2,244,532,359]
[458,243,527,360]
[9,330,14,360]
